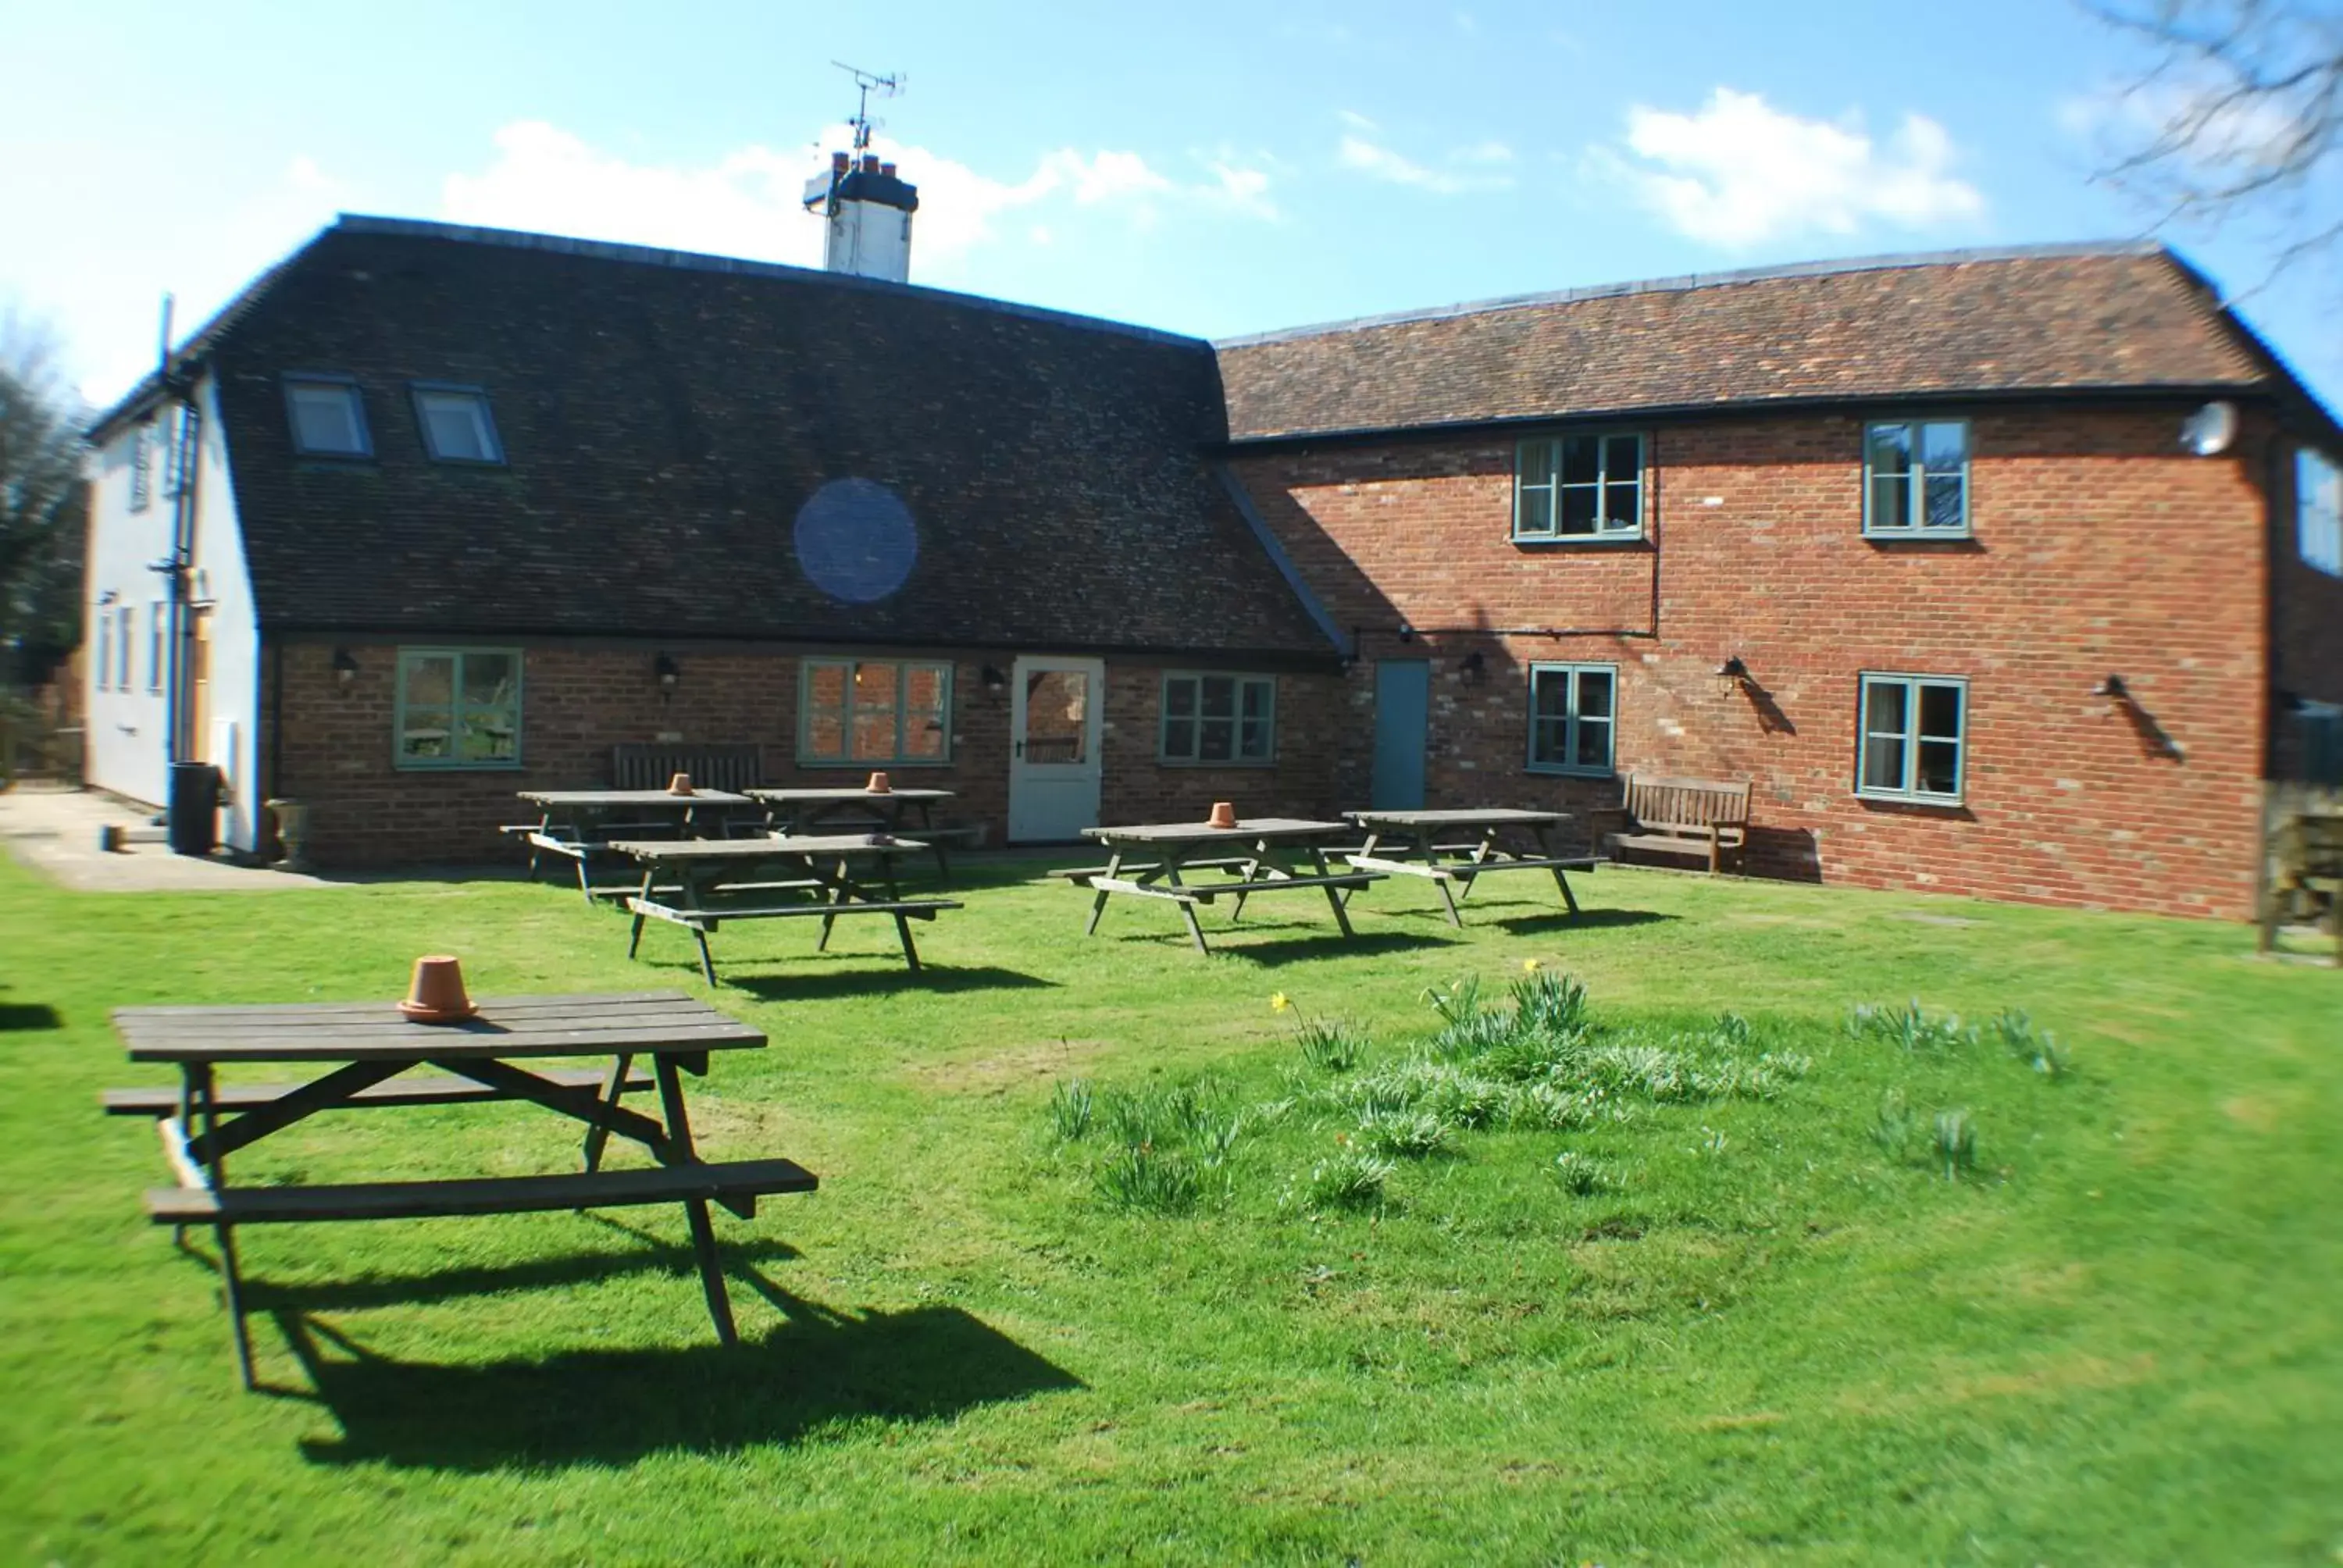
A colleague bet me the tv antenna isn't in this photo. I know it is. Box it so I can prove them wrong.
[832,61,904,152]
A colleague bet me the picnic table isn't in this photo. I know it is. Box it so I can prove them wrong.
[512,789,758,903]
[102,990,813,1388]
[610,834,963,984]
[1343,807,1599,926]
[1061,818,1385,954]
[745,787,960,880]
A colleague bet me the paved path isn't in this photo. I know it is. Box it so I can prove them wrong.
[0,786,338,893]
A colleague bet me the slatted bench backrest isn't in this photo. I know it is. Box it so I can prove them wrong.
[1624,774,1753,832]
[612,743,764,794]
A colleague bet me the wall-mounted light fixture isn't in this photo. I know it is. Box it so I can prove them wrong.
[331,647,359,688]
[1715,655,1752,693]
[653,651,680,697]
[2092,673,2129,700]
[1397,623,1416,643]
[1460,650,1487,685]
[981,664,1007,699]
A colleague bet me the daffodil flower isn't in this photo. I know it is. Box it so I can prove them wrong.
[1270,992,1292,1013]
[1522,957,1542,974]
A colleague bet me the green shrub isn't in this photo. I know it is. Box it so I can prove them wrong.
[1872,1087,1913,1157]
[1295,1017,1368,1074]
[1096,1146,1203,1213]
[1304,1149,1394,1212]
[1551,1150,1614,1195]
[1510,970,1591,1040]
[1359,1108,1450,1159]
[1933,1109,1978,1180]
[1504,1082,1620,1131]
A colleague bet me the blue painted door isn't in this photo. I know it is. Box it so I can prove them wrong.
[1371,660,1430,811]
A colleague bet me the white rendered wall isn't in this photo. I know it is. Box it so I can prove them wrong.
[824,201,913,283]
[82,375,263,851]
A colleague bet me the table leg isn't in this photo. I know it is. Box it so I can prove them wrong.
[816,858,850,952]
[1086,850,1123,935]
[1161,847,1211,953]
[1339,831,1380,908]
[1311,843,1358,937]
[913,800,950,884]
[193,1062,256,1388]
[626,864,655,959]
[581,1052,633,1174]
[1428,832,1466,926]
[1229,841,1267,922]
[1534,823,1582,915]
[652,1056,738,1346]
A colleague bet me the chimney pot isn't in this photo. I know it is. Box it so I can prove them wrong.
[831,151,851,171]
[861,153,881,173]
[879,161,896,177]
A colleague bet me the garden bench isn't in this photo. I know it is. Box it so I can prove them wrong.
[1597,774,1752,875]
[101,1064,653,1116]
[146,1156,817,1226]
[611,742,764,795]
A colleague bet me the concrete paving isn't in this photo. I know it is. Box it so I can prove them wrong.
[0,784,341,893]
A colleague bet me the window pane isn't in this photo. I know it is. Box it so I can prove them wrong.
[1517,440,1558,487]
[1559,485,1598,534]
[1601,478,1640,532]
[1531,719,1567,766]
[1164,678,1196,718]
[1560,435,1601,485]
[419,391,496,461]
[1916,739,1961,796]
[1863,733,1906,792]
[1577,669,1614,719]
[1923,472,1966,529]
[1240,679,1271,720]
[804,665,846,758]
[1920,421,1968,472]
[461,652,515,707]
[1532,672,1570,720]
[1199,718,1235,761]
[1867,422,1913,476]
[1164,718,1196,759]
[1574,716,1612,771]
[1200,676,1236,718]
[1517,486,1554,536]
[1603,434,1641,481]
[1917,682,1963,740]
[401,709,454,761]
[289,383,364,454]
[402,654,455,708]
[1023,668,1088,764]
[1239,719,1271,760]
[851,662,899,761]
[1870,473,1911,530]
[1863,679,1906,737]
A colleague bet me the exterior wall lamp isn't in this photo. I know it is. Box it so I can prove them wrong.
[331,647,359,688]
[654,651,680,697]
[1460,651,1487,684]
[2092,673,2129,700]
[981,664,1007,699]
[1715,655,1752,693]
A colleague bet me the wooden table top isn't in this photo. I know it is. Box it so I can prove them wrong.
[113,990,765,1064]
[1344,807,1571,828]
[607,833,932,861]
[1083,818,1351,846]
[518,789,754,808]
[745,787,956,804]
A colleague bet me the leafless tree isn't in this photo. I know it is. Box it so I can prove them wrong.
[0,312,86,688]
[2088,2,2343,284]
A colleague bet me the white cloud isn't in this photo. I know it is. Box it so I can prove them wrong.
[2059,80,2305,180]
[1608,88,1985,248]
[440,121,1269,280]
[1337,133,1515,195]
[1338,109,1379,132]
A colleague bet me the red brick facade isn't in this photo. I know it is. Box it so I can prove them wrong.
[1232,403,2287,920]
[262,643,1343,868]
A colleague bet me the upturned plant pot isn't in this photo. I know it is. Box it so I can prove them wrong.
[399,954,476,1024]
[667,772,694,796]
[1207,800,1238,829]
[265,796,313,872]
[866,772,893,794]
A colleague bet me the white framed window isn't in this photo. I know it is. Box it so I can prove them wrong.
[412,384,505,465]
[128,426,152,514]
[2298,447,2342,576]
[799,658,951,766]
[1527,662,1617,775]
[1858,673,1967,803]
[1515,433,1644,540]
[1864,419,1970,536]
[1161,673,1275,764]
[162,404,193,498]
[148,603,166,693]
[95,605,113,693]
[394,648,522,768]
[116,606,135,693]
[284,376,371,457]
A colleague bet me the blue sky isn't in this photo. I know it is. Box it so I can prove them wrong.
[6,0,2338,410]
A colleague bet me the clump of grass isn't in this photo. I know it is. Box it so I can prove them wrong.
[1303,1148,1394,1212]
[1993,1009,2072,1079]
[1872,1087,1913,1156]
[1849,999,1976,1053]
[1047,1078,1094,1142]
[1510,969,1591,1041]
[1295,1017,1368,1074]
[1095,1146,1203,1213]
[1933,1109,1978,1180]
[1550,1149,1614,1195]
[1100,1080,1228,1149]
[1505,1082,1622,1131]
[1359,1108,1450,1159]
[1711,1011,1754,1050]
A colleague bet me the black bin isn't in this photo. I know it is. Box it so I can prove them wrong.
[167,761,221,857]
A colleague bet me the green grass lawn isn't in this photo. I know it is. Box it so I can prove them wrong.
[1,849,2338,1565]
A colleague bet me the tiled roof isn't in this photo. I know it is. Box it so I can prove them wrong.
[194,217,1337,657]
[1215,244,2273,442]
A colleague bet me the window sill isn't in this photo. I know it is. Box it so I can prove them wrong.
[423,454,509,469]
[1157,757,1278,769]
[1853,789,1966,810]
[1861,528,1974,543]
[795,757,956,770]
[395,761,524,773]
[1511,533,1646,548]
[1526,764,1617,779]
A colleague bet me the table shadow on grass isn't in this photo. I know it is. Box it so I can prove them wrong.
[723,963,1057,1001]
[277,1274,1082,1470]
[0,1001,62,1031]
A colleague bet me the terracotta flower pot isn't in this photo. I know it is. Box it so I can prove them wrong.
[866,772,892,794]
[1207,800,1238,829]
[667,772,694,796]
[398,954,476,1024]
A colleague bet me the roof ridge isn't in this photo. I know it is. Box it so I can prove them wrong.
[331,214,1208,351]
[1212,240,2174,350]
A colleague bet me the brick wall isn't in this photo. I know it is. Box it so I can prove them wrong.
[1230,404,2275,920]
[263,643,1343,867]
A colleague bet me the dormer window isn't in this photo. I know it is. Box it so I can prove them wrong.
[412,385,504,465]
[284,376,371,457]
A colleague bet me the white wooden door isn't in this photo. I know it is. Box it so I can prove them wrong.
[1008,655,1104,843]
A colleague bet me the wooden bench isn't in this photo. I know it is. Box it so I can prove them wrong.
[626,895,965,982]
[1598,774,1752,874]
[1049,857,1254,884]
[101,1065,653,1117]
[612,742,764,794]
[144,1156,818,1226]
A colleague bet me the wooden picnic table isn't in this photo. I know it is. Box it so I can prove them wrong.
[512,789,759,903]
[103,990,812,1388]
[609,834,963,985]
[745,787,958,880]
[1063,818,1385,954]
[1342,807,1599,926]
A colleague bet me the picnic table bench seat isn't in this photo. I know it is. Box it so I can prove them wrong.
[1596,774,1752,875]
[101,1064,654,1117]
[145,1156,818,1226]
